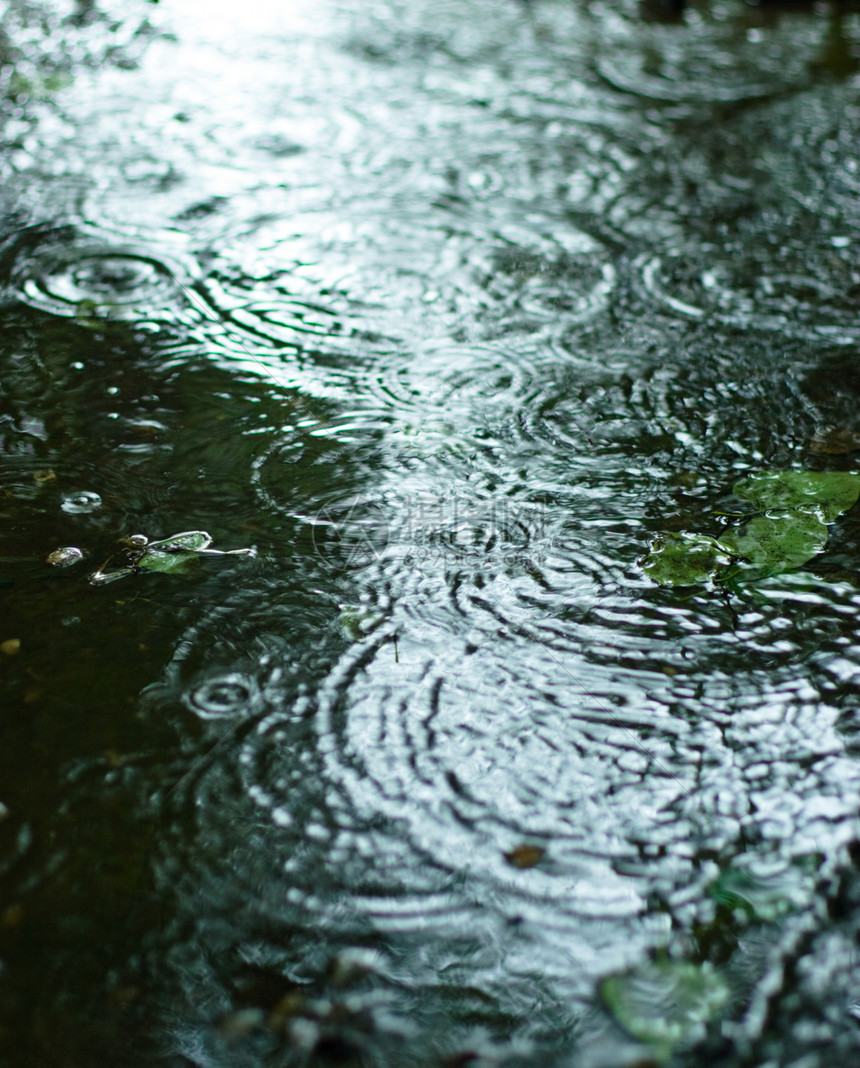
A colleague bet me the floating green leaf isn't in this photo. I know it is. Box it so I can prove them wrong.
[732,470,860,523]
[718,510,828,574]
[601,959,729,1062]
[641,532,733,587]
[89,530,254,585]
[643,470,860,587]
[339,604,387,640]
[137,549,202,575]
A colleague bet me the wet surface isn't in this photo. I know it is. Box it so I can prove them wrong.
[2,0,860,1064]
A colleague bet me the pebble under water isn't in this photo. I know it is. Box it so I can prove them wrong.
[2,1,860,1065]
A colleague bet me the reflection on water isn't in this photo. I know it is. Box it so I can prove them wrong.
[2,0,860,1064]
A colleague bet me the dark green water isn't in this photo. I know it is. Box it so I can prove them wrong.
[3,1,860,1064]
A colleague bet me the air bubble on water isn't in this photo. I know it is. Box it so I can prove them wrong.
[60,491,102,514]
[184,673,261,719]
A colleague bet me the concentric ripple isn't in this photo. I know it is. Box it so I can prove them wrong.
[9,0,860,1061]
[594,3,826,104]
[632,246,860,341]
[230,322,860,982]
[0,226,199,326]
[183,672,263,720]
[226,631,681,988]
[234,523,860,977]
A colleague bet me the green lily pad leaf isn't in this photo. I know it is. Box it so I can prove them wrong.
[641,532,733,586]
[732,470,860,523]
[601,960,729,1062]
[719,510,828,574]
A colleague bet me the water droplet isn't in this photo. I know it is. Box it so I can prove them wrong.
[184,673,261,719]
[60,491,102,514]
[46,546,84,567]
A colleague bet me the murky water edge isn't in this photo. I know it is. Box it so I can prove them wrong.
[2,0,860,1064]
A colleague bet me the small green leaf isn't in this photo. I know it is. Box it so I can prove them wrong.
[601,960,729,1062]
[88,530,252,584]
[641,532,733,587]
[732,470,860,523]
[75,298,101,327]
[339,604,387,640]
[137,531,212,574]
[137,550,201,574]
[719,510,828,574]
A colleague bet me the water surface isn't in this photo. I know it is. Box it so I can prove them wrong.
[2,0,860,1064]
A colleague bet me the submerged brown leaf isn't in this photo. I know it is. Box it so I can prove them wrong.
[809,427,860,454]
[504,844,544,869]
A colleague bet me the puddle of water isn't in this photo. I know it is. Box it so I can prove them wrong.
[3,0,860,1064]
